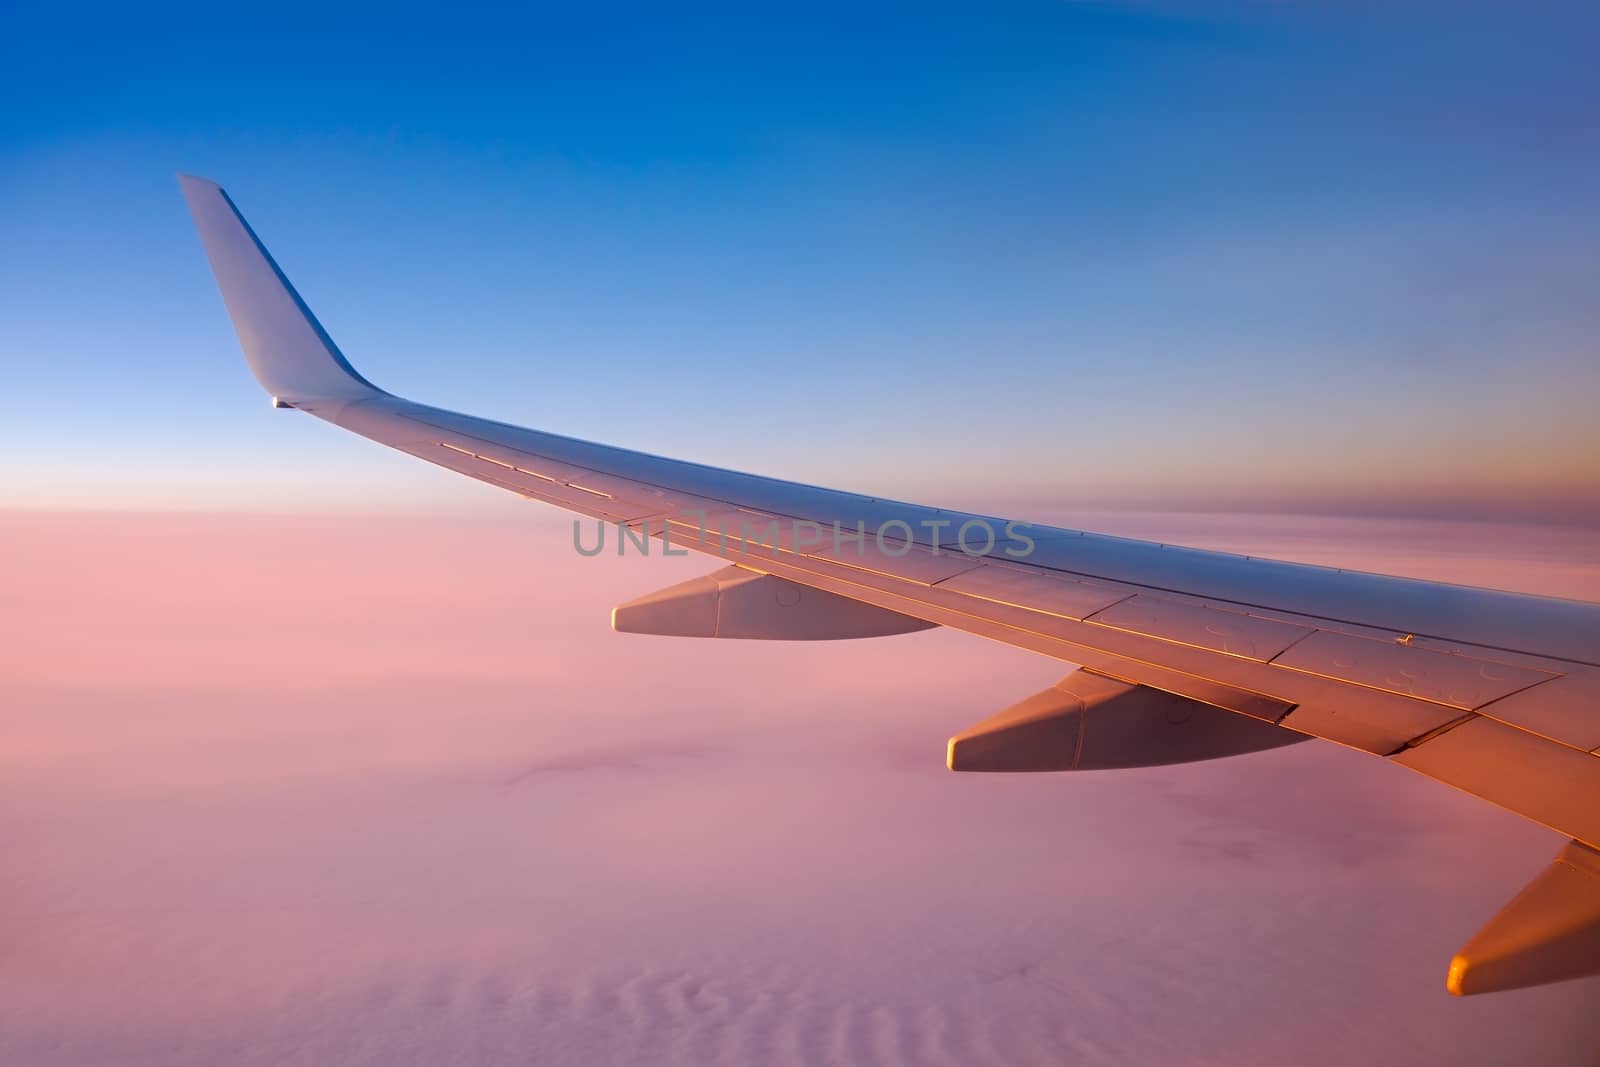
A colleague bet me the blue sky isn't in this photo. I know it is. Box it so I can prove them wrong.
[3,1,1597,520]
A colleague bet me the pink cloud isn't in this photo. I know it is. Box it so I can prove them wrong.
[1,508,1596,1064]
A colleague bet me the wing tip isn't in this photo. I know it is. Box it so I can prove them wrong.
[179,175,384,404]
[176,172,221,193]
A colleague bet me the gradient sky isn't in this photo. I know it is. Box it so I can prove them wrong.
[6,10,1600,1059]
[3,1,1598,521]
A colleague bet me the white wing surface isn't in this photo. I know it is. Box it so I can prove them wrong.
[180,176,1600,996]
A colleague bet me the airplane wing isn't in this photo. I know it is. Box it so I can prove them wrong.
[178,175,1600,997]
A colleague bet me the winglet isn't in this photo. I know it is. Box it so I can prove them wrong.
[178,175,384,404]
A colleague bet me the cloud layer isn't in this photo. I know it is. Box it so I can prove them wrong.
[2,509,1597,1065]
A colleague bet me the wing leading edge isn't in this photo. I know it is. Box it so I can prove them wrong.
[180,176,1600,996]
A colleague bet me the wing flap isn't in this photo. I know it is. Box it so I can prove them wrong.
[1472,669,1600,753]
[1085,594,1313,662]
[1270,630,1558,710]
[1396,717,1600,847]
[933,564,1132,622]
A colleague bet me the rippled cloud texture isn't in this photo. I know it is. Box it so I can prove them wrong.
[2,509,1598,1065]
